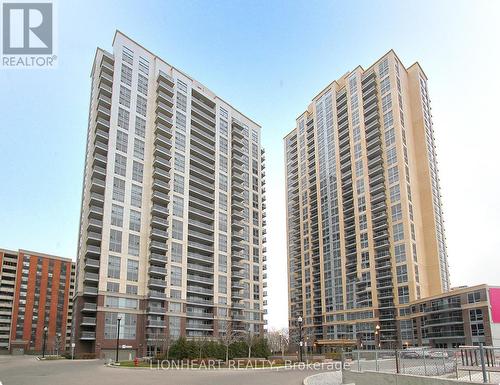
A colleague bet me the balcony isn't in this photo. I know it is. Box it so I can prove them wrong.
[147,319,166,328]
[151,204,169,218]
[149,253,168,264]
[151,228,168,240]
[85,245,101,257]
[147,306,166,315]
[148,291,167,300]
[149,266,168,276]
[149,278,167,288]
[150,240,168,252]
[187,252,213,264]
[152,190,169,205]
[85,258,100,269]
[187,263,213,273]
[80,316,96,326]
[80,331,96,340]
[188,219,213,232]
[84,272,99,282]
[82,302,97,312]
[83,286,98,296]
[151,215,169,228]
[187,286,213,295]
[187,274,214,285]
[152,179,170,193]
[188,240,214,253]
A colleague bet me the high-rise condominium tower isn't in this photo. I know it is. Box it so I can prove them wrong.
[285,51,449,350]
[74,31,267,358]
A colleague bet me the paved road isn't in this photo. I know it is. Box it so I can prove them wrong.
[0,356,342,385]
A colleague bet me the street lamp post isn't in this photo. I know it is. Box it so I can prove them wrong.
[375,324,381,350]
[42,326,48,358]
[55,333,61,357]
[115,315,122,363]
[297,316,303,362]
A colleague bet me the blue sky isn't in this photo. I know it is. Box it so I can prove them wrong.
[1,0,499,329]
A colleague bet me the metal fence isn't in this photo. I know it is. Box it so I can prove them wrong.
[343,346,500,384]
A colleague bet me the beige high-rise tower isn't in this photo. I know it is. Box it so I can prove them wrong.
[285,50,449,350]
[74,31,267,358]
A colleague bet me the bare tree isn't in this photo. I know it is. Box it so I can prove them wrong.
[244,325,257,358]
[266,327,289,357]
[219,320,242,364]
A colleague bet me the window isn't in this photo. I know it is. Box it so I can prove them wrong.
[173,173,184,194]
[383,111,394,129]
[391,203,402,222]
[114,153,127,176]
[380,76,390,95]
[220,137,228,155]
[133,138,145,160]
[177,79,188,93]
[176,113,186,132]
[218,276,227,294]
[129,210,141,232]
[171,266,182,286]
[131,184,142,208]
[385,127,395,147]
[107,282,119,292]
[379,58,389,77]
[218,254,227,273]
[137,74,148,95]
[219,213,227,232]
[109,229,122,253]
[138,56,149,74]
[219,173,228,191]
[135,117,146,138]
[388,166,399,185]
[386,147,397,165]
[171,242,182,263]
[128,234,140,256]
[172,219,183,240]
[174,153,185,172]
[118,85,131,108]
[393,223,404,241]
[116,130,128,153]
[104,312,136,340]
[219,192,227,211]
[136,95,147,116]
[360,232,368,249]
[398,286,409,304]
[381,94,392,113]
[471,323,485,336]
[175,132,186,151]
[468,291,481,304]
[219,155,228,173]
[172,196,184,217]
[118,108,129,130]
[176,92,187,112]
[220,107,228,119]
[121,64,132,86]
[219,234,227,252]
[113,177,125,202]
[470,309,483,322]
[219,119,228,137]
[122,46,133,65]
[390,184,400,202]
[107,255,121,278]
[111,204,124,227]
[127,259,139,281]
[132,161,143,183]
[396,265,408,283]
[126,285,138,295]
[355,160,363,178]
